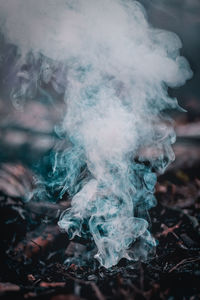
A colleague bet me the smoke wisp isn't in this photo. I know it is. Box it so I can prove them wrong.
[0,0,193,268]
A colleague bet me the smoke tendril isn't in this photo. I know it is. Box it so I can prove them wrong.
[0,0,193,268]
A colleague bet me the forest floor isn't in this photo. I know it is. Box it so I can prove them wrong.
[0,137,200,300]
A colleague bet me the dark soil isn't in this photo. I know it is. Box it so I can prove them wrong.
[0,148,200,300]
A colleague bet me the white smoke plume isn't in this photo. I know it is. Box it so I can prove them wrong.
[0,0,192,268]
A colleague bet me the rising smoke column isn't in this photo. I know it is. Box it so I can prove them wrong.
[0,0,193,268]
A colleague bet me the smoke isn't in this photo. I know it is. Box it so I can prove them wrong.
[0,0,192,268]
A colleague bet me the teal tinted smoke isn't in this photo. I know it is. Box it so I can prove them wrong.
[0,0,193,268]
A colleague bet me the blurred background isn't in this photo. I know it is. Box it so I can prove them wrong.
[142,0,200,103]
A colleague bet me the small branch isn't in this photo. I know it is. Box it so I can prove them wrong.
[169,257,200,273]
[156,221,181,238]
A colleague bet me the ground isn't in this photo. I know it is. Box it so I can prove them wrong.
[0,134,200,299]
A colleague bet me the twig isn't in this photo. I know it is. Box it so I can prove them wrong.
[169,257,200,273]
[156,221,181,238]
